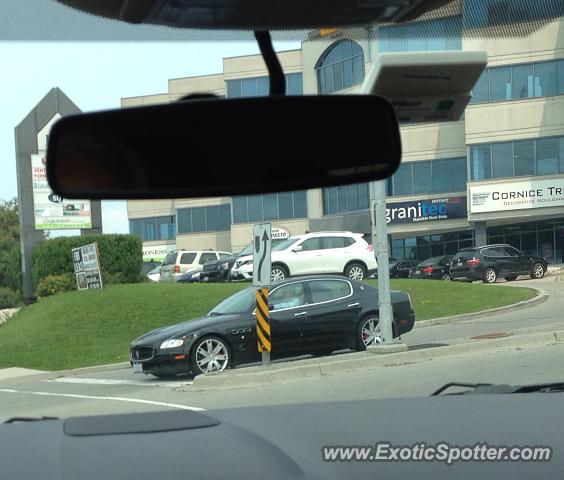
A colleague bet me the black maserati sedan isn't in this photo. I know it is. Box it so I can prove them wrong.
[130,275,415,377]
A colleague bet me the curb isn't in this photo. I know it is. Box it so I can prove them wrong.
[414,287,547,328]
[192,328,564,390]
[0,361,131,384]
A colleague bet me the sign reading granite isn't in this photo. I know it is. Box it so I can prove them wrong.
[383,196,467,225]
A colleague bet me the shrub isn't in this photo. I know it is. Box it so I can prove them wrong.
[35,274,76,298]
[0,287,22,309]
[0,240,22,291]
[32,234,143,288]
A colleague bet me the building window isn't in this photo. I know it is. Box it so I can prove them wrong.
[464,0,564,28]
[391,230,475,260]
[226,73,303,98]
[322,183,369,215]
[469,136,564,181]
[470,58,564,104]
[129,216,176,241]
[378,16,462,53]
[232,191,307,223]
[387,157,467,196]
[176,205,231,233]
[487,218,564,264]
[315,40,364,94]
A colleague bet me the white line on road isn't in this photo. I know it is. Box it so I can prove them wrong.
[0,388,204,411]
[45,377,194,388]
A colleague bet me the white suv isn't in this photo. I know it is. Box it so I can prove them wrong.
[230,231,377,282]
[160,250,232,282]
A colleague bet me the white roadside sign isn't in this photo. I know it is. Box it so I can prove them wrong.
[253,223,272,287]
[469,177,564,213]
[72,243,103,290]
[32,153,92,230]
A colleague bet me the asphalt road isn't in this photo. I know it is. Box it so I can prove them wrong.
[0,275,562,422]
[404,276,564,345]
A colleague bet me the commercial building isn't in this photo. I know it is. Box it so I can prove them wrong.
[126,6,564,265]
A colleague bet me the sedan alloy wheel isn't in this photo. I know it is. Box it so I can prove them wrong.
[359,316,382,349]
[193,336,230,375]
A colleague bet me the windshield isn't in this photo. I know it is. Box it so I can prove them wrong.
[271,237,300,251]
[418,257,444,267]
[238,243,253,256]
[1,1,564,444]
[208,287,255,315]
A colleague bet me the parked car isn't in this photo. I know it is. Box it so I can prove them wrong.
[146,266,162,283]
[201,239,285,283]
[142,261,162,282]
[410,256,452,280]
[449,244,547,284]
[129,275,415,377]
[159,250,232,282]
[176,268,203,283]
[230,231,377,282]
[388,259,421,279]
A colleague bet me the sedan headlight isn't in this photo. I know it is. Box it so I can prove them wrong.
[160,339,184,349]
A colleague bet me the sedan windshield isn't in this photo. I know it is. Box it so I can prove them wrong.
[419,257,444,267]
[208,287,255,315]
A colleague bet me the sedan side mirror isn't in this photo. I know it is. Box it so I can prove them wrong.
[292,245,303,253]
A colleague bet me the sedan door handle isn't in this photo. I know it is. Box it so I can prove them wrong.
[347,302,360,307]
[294,311,308,317]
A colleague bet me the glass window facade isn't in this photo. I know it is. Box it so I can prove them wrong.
[470,59,564,104]
[469,136,564,180]
[232,191,307,224]
[464,0,564,29]
[226,73,303,98]
[322,183,370,215]
[391,230,475,260]
[379,16,462,52]
[387,157,467,196]
[177,205,231,233]
[130,216,176,241]
[316,40,364,94]
[487,218,564,264]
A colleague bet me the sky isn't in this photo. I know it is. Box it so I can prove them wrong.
[0,0,301,234]
[1,40,299,234]
[0,42,253,233]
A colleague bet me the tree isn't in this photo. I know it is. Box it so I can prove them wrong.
[0,198,22,294]
[0,198,19,243]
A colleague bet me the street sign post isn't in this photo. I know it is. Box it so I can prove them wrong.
[253,223,272,366]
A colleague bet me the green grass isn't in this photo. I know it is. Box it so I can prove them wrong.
[0,280,536,371]
[380,280,535,321]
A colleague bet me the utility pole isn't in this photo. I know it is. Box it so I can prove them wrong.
[373,179,394,343]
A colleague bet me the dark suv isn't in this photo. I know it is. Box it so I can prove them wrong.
[449,244,547,284]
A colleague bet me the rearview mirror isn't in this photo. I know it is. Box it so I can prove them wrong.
[292,245,303,253]
[46,95,401,199]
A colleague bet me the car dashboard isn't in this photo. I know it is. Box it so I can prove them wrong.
[1,394,562,479]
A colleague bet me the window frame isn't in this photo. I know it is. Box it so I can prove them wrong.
[268,281,309,313]
[305,279,354,307]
